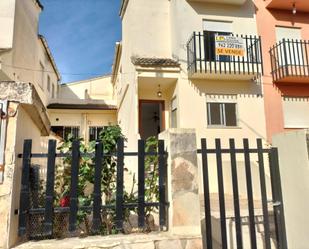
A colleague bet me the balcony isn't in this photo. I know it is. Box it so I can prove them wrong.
[186,0,246,5]
[266,0,309,13]
[270,39,309,84]
[187,32,263,80]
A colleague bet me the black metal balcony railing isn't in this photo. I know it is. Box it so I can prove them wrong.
[187,32,263,77]
[270,39,309,83]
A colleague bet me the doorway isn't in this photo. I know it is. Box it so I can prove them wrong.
[139,100,165,140]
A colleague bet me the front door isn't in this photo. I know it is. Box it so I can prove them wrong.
[139,100,165,140]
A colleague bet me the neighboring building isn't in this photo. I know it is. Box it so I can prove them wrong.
[0,0,61,248]
[113,0,267,151]
[255,0,309,141]
[48,75,117,142]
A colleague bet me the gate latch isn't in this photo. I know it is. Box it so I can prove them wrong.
[267,200,281,207]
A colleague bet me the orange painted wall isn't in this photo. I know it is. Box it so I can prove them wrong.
[255,0,309,142]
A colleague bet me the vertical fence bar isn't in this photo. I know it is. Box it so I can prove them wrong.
[269,48,275,81]
[292,39,297,76]
[287,40,293,76]
[138,140,145,228]
[276,43,282,79]
[282,39,289,77]
[259,36,264,75]
[254,37,259,75]
[201,139,213,249]
[304,41,309,76]
[269,148,288,249]
[116,138,124,231]
[92,141,103,233]
[229,139,243,249]
[18,140,32,236]
[193,32,197,74]
[43,140,57,236]
[158,139,166,229]
[243,139,257,249]
[257,139,271,249]
[215,139,228,249]
[296,39,301,75]
[69,140,80,232]
[198,32,202,73]
[204,32,209,73]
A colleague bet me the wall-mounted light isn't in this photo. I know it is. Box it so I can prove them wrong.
[157,84,162,98]
[292,2,297,15]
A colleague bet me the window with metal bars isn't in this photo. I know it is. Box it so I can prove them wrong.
[51,126,80,140]
[88,126,105,141]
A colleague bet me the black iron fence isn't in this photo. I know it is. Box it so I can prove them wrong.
[187,32,263,77]
[270,39,309,82]
[18,138,168,240]
[198,138,288,249]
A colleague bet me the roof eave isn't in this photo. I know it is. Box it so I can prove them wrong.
[119,0,129,18]
[38,35,61,81]
[111,42,122,84]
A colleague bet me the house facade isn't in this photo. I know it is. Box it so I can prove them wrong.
[113,0,268,152]
[48,75,117,142]
[255,0,309,141]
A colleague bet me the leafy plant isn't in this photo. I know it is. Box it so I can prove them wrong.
[53,127,160,236]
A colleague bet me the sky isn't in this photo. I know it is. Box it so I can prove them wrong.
[39,0,122,83]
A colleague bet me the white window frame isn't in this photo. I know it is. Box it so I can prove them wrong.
[206,95,238,127]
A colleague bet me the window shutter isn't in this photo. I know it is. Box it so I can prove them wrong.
[283,97,309,128]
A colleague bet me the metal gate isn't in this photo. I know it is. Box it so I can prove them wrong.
[198,138,288,249]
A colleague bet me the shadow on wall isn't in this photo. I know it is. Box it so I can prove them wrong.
[200,214,277,249]
[57,76,114,101]
[189,78,263,97]
[187,0,255,19]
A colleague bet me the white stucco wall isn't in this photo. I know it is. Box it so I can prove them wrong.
[59,76,113,101]
[272,130,309,249]
[0,0,16,49]
[49,109,117,142]
[117,0,267,151]
[0,0,59,106]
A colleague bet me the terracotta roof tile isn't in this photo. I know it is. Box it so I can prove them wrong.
[131,57,180,67]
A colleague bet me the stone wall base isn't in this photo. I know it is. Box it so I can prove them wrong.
[12,233,202,249]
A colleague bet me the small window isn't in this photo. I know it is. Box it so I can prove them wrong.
[89,126,105,141]
[207,102,237,127]
[283,96,309,128]
[52,84,55,98]
[51,126,80,140]
[47,75,51,92]
[170,97,177,128]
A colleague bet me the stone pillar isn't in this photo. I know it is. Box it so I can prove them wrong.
[159,129,201,236]
[272,130,309,249]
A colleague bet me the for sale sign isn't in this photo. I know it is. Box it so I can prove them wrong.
[215,35,245,57]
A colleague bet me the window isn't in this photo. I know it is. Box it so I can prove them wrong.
[170,97,177,128]
[52,84,55,98]
[275,26,303,66]
[89,126,104,141]
[203,20,233,62]
[204,31,232,62]
[47,75,51,93]
[207,102,237,127]
[51,126,80,140]
[283,96,309,128]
